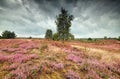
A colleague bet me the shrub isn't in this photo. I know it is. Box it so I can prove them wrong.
[45,29,52,39]
[52,33,59,41]
[1,30,16,39]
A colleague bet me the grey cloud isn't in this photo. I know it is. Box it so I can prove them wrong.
[0,0,120,38]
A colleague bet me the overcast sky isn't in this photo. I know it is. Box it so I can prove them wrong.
[0,0,120,38]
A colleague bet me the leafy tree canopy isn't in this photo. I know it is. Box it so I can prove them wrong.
[1,30,16,39]
[45,29,53,39]
[55,8,74,41]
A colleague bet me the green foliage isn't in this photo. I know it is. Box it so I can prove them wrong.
[117,36,120,41]
[1,30,16,39]
[55,8,74,41]
[69,33,74,40]
[0,35,2,39]
[104,36,107,39]
[53,33,59,41]
[52,33,74,41]
[28,36,32,39]
[31,69,38,76]
[45,29,53,39]
[88,38,92,41]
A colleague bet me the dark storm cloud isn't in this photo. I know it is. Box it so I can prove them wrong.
[0,0,120,38]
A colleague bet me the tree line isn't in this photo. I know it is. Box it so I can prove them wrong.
[1,8,120,41]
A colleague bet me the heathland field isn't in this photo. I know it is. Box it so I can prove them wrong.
[0,39,120,79]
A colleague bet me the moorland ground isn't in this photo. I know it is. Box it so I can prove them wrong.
[0,39,120,79]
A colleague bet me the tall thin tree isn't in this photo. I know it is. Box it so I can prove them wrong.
[55,8,74,42]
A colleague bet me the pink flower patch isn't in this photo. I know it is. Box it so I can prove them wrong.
[0,53,38,63]
[10,66,29,79]
[16,49,27,54]
[66,54,83,63]
[10,54,38,63]
[19,42,39,50]
[1,47,8,51]
[52,62,64,69]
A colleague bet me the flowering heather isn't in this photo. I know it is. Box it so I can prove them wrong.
[10,53,39,63]
[90,70,101,79]
[0,53,38,63]
[0,53,7,62]
[15,49,28,54]
[10,65,29,79]
[66,54,83,63]
[0,39,120,79]
[52,62,64,69]
[63,48,84,58]
[65,70,80,79]
[19,42,39,50]
[9,63,20,70]
[2,63,20,71]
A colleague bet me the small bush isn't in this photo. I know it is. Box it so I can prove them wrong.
[52,33,59,41]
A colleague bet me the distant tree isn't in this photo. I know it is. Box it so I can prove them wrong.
[55,8,74,42]
[28,36,32,39]
[45,29,53,39]
[88,37,92,41]
[0,35,2,39]
[1,30,16,39]
[104,36,107,39]
[118,36,120,41]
